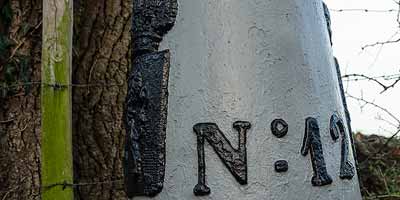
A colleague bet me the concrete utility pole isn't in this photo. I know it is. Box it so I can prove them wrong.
[124,0,362,199]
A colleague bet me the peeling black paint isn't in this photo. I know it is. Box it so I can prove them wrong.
[330,114,355,179]
[301,117,333,186]
[274,160,289,173]
[193,121,251,196]
[271,119,288,138]
[132,0,178,56]
[124,0,177,198]
[323,2,332,45]
[124,51,171,198]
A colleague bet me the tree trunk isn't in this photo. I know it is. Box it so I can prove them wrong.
[0,1,42,199]
[72,0,131,199]
[1,0,132,199]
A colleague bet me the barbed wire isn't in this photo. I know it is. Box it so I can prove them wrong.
[342,73,400,94]
[0,81,124,91]
[42,179,124,190]
[342,73,400,82]
[0,178,124,199]
[330,9,399,13]
[0,80,125,196]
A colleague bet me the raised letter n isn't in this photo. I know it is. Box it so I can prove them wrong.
[192,121,251,196]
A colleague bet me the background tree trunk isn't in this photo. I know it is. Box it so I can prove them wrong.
[0,0,42,199]
[72,0,131,199]
[1,0,132,199]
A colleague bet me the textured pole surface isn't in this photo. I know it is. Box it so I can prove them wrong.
[135,0,362,199]
[41,0,73,199]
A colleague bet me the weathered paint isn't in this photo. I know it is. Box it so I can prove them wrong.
[135,0,362,199]
[125,0,178,197]
[41,0,73,199]
[125,51,171,198]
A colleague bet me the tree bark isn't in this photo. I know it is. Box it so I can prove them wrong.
[72,0,131,199]
[1,0,132,199]
[0,1,42,199]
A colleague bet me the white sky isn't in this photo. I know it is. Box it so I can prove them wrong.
[325,0,400,137]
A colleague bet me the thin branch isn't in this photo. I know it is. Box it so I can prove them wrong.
[347,93,400,164]
[395,0,400,28]
[342,73,400,93]
[380,129,400,154]
[347,93,400,125]
[1,178,26,200]
[343,74,388,89]
[359,128,400,164]
[0,118,14,124]
[361,37,400,50]
[367,31,400,68]
[4,20,42,65]
[377,167,390,194]
[376,114,399,129]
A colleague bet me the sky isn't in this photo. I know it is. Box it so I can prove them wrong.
[324,0,400,137]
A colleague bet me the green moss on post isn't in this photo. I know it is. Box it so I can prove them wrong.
[41,0,73,199]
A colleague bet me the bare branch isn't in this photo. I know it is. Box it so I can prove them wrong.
[361,38,400,50]
[395,0,400,28]
[346,93,400,125]
[342,73,400,93]
[0,118,14,124]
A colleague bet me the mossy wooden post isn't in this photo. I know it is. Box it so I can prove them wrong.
[41,0,73,199]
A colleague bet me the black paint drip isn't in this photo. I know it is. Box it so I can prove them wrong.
[193,121,251,196]
[330,114,355,179]
[301,117,333,186]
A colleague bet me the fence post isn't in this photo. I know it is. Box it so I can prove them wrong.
[41,0,73,199]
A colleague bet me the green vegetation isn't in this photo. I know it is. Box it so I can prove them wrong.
[0,0,32,98]
[355,133,400,200]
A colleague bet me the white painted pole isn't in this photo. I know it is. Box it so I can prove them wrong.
[134,0,362,199]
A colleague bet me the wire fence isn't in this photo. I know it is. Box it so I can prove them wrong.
[0,81,124,90]
[0,178,125,200]
[343,73,400,82]
[0,81,125,99]
[0,80,126,199]
[330,8,399,13]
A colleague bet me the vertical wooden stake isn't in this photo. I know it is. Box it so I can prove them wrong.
[41,0,73,199]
